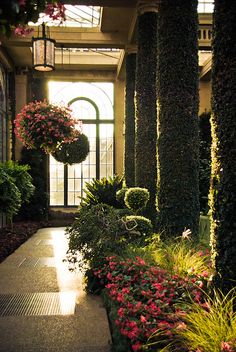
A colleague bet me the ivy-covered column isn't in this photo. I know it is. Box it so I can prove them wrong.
[135,0,158,221]
[124,48,136,187]
[157,0,199,237]
[210,1,236,293]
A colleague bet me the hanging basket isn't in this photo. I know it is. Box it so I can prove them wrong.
[52,132,90,165]
[14,100,77,154]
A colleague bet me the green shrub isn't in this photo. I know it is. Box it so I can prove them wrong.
[124,187,150,213]
[18,147,48,221]
[122,215,153,245]
[0,168,21,220]
[81,175,124,208]
[114,208,134,218]
[0,161,35,203]
[175,290,236,352]
[116,187,128,208]
[66,203,126,272]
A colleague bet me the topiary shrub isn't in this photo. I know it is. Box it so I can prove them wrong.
[52,132,89,165]
[122,215,153,245]
[81,175,124,208]
[124,187,150,213]
[116,187,128,208]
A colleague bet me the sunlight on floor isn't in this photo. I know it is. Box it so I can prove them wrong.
[51,228,85,313]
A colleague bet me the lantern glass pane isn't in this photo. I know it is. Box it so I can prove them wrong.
[46,41,55,66]
[33,39,55,71]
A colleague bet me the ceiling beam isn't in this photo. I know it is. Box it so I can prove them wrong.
[2,28,128,49]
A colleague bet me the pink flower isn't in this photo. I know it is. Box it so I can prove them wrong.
[118,308,125,317]
[18,0,26,6]
[132,342,142,351]
[136,257,146,265]
[14,25,33,37]
[140,315,147,323]
[106,272,112,280]
[221,341,235,352]
[176,322,187,330]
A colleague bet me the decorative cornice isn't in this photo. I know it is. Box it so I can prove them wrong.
[137,0,160,15]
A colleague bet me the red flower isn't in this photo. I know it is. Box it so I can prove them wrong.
[132,342,142,351]
[140,315,147,323]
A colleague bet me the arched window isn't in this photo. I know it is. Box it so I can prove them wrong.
[49,82,114,206]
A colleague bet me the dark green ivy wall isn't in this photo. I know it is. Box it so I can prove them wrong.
[156,0,199,237]
[135,11,158,222]
[210,0,236,293]
[124,53,136,187]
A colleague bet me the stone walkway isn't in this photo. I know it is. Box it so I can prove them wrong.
[0,227,111,352]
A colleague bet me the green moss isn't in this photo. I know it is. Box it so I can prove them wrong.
[156,0,199,238]
[210,0,236,293]
[135,12,158,222]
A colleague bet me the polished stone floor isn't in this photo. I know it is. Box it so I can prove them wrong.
[0,227,111,352]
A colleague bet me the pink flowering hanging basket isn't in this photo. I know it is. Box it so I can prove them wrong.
[14,100,77,153]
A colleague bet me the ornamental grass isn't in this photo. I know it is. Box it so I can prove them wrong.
[174,290,236,352]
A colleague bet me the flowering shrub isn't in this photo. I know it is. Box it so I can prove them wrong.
[0,1,66,37]
[93,256,209,351]
[14,100,77,153]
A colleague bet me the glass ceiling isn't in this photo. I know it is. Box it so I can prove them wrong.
[29,1,213,29]
[30,5,101,28]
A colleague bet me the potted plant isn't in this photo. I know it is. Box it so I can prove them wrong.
[52,131,90,165]
[14,100,77,153]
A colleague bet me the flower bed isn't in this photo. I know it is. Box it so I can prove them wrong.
[0,222,43,263]
[93,256,208,352]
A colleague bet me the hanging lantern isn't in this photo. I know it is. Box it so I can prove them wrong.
[32,23,56,71]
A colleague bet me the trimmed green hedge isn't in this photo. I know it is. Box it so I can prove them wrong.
[156,0,199,238]
[135,11,158,222]
[124,53,136,187]
[210,0,236,293]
